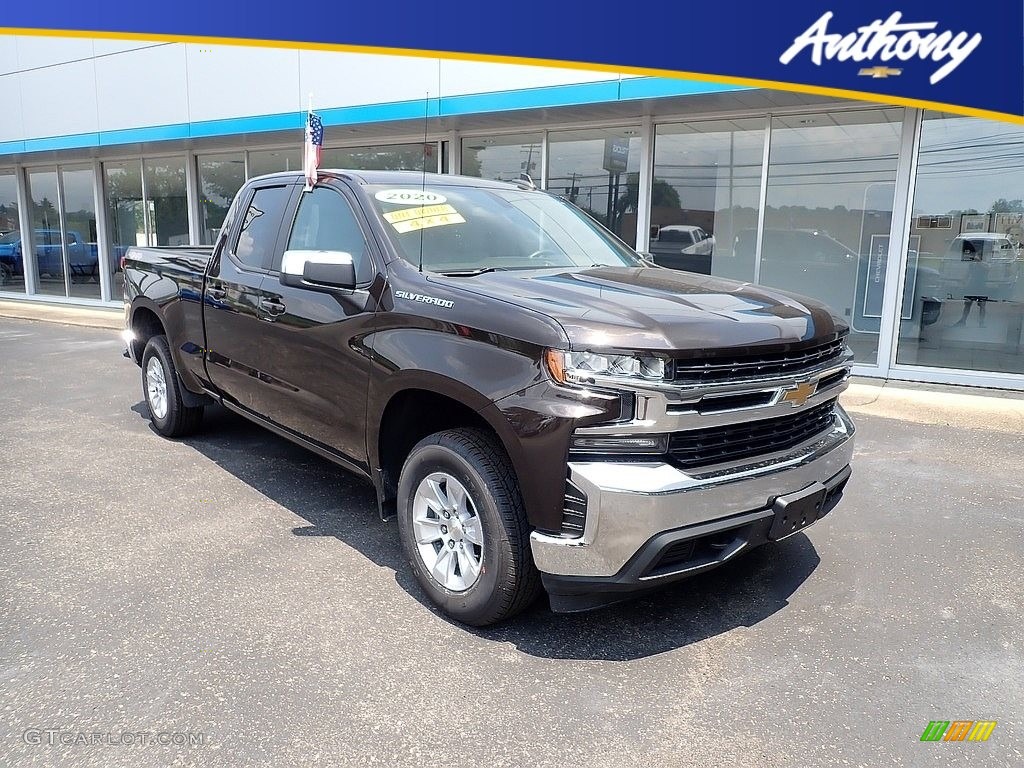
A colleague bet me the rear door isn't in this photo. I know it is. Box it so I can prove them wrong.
[203,181,293,412]
[250,182,381,469]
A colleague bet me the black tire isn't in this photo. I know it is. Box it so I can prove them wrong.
[397,428,540,626]
[141,335,204,438]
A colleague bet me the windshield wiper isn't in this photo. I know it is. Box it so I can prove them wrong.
[439,264,578,277]
[439,267,510,277]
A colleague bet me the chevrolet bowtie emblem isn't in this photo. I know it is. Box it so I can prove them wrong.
[858,66,902,78]
[780,380,818,407]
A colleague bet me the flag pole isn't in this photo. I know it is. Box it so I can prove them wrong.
[304,92,313,192]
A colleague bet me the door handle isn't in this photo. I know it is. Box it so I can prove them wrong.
[207,287,227,300]
[260,298,286,317]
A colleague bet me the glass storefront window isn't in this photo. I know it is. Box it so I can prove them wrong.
[0,171,25,293]
[198,153,246,244]
[761,108,904,365]
[321,143,436,172]
[548,127,642,247]
[145,158,189,247]
[896,113,1024,376]
[248,149,302,178]
[27,166,102,299]
[651,118,765,277]
[61,165,100,300]
[26,169,64,297]
[105,160,145,297]
[461,133,543,182]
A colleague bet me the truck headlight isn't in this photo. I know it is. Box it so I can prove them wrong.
[544,349,667,385]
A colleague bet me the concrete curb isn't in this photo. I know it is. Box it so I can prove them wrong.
[841,380,1024,434]
[0,299,122,330]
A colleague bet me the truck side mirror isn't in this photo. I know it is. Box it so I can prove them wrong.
[280,249,357,291]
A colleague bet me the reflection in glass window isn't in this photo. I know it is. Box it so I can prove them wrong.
[145,158,189,248]
[897,113,1024,376]
[548,128,642,247]
[27,169,65,297]
[199,153,246,244]
[105,161,145,297]
[461,133,542,183]
[61,165,100,300]
[651,119,765,277]
[232,185,291,270]
[0,171,25,293]
[321,143,436,172]
[248,149,302,178]
[761,109,903,365]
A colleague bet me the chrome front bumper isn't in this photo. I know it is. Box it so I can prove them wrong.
[530,405,855,579]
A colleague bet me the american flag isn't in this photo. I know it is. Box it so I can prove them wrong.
[304,111,323,190]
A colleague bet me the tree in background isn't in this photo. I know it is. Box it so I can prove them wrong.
[990,198,1024,213]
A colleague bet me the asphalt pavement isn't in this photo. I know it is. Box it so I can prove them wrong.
[1,317,1021,767]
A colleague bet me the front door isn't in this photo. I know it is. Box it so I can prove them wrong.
[251,182,381,470]
[203,182,293,412]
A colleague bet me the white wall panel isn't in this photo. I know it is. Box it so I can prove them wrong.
[15,35,95,70]
[0,37,18,75]
[186,44,300,121]
[299,51,440,107]
[92,39,166,57]
[95,44,189,130]
[19,59,98,138]
[0,75,23,141]
[439,60,618,97]
[0,34,633,142]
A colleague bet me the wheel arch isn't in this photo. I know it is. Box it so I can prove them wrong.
[370,374,527,522]
[128,298,166,365]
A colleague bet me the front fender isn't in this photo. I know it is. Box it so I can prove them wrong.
[366,326,546,483]
[366,326,620,531]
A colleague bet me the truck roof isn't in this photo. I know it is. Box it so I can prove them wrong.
[247,169,524,190]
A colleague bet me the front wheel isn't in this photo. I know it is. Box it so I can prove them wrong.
[397,428,540,626]
[141,335,204,438]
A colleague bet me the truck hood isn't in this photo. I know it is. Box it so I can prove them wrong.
[441,266,847,353]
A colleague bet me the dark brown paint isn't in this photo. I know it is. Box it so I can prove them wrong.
[125,170,849,532]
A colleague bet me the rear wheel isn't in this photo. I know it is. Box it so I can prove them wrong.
[397,428,540,626]
[141,335,204,437]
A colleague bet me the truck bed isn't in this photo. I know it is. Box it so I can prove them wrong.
[123,245,217,396]
[124,245,215,274]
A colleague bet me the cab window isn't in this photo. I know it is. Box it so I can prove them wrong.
[285,187,372,284]
[232,185,291,270]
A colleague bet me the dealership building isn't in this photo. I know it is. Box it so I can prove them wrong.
[1,34,1022,389]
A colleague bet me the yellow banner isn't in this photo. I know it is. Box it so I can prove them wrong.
[383,204,458,224]
[392,212,466,234]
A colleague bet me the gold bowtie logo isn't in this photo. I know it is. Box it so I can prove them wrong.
[858,66,903,78]
[781,380,818,407]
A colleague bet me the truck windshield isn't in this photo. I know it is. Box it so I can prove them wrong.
[365,184,643,274]
[0,232,19,245]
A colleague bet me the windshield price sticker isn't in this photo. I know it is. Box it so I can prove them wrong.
[383,204,458,224]
[375,189,448,206]
[391,212,466,234]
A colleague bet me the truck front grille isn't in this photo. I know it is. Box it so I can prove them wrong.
[668,399,837,469]
[672,338,847,385]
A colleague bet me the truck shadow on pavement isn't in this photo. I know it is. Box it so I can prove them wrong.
[157,403,821,662]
